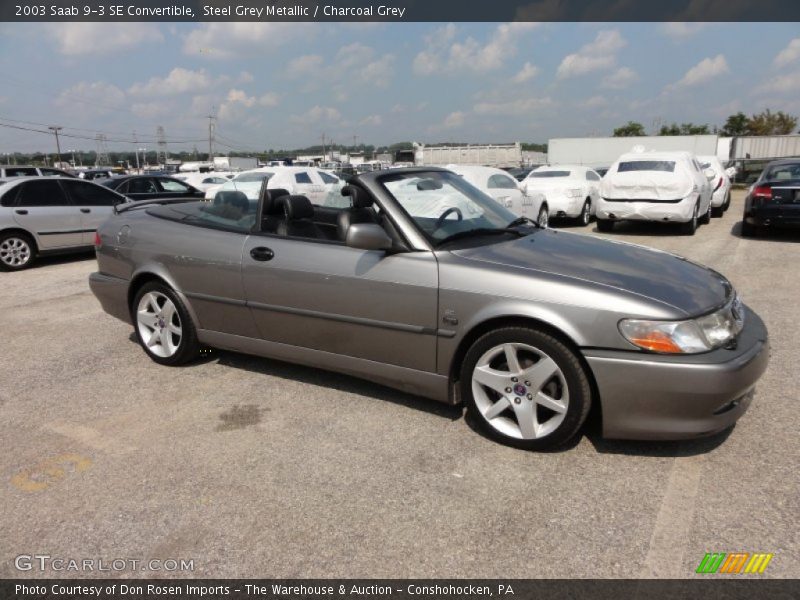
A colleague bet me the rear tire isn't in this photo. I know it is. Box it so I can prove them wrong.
[711,204,724,218]
[577,199,592,226]
[460,326,591,451]
[741,220,758,237]
[537,205,549,228]
[0,231,36,271]
[681,203,699,235]
[700,201,712,224]
[596,219,614,232]
[132,282,200,366]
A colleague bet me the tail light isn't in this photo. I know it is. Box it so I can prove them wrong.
[714,177,723,192]
[93,232,102,248]
[752,185,772,200]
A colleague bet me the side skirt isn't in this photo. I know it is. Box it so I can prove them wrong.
[197,329,453,404]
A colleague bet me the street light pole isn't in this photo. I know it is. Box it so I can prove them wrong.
[48,126,63,166]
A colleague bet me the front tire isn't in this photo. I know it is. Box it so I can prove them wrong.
[0,232,36,271]
[460,327,591,451]
[132,282,200,366]
[577,199,592,226]
[537,204,549,228]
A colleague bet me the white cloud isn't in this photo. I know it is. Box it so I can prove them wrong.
[758,71,800,94]
[48,23,163,56]
[659,23,709,39]
[55,81,125,113]
[774,38,800,69]
[512,62,540,84]
[602,67,638,89]
[473,96,553,116]
[414,22,539,75]
[131,102,171,120]
[183,23,304,59]
[237,71,255,84]
[287,55,324,76]
[557,30,626,79]
[442,111,466,128]
[290,106,342,124]
[258,92,279,107]
[580,95,608,109]
[129,68,212,97]
[359,115,383,126]
[670,54,729,89]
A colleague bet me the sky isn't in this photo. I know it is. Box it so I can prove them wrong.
[0,21,799,155]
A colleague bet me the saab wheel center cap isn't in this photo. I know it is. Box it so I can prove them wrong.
[513,384,527,396]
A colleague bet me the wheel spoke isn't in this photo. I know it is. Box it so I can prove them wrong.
[473,365,510,395]
[503,343,522,374]
[160,329,172,352]
[512,399,539,439]
[484,396,511,420]
[161,301,176,323]
[146,328,160,347]
[168,323,182,335]
[522,357,558,391]
[535,391,567,414]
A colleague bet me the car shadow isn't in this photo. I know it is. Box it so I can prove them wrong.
[15,250,96,270]
[212,348,463,421]
[591,221,685,237]
[730,220,800,242]
[586,425,734,457]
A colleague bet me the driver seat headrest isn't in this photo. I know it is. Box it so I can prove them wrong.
[281,195,315,220]
[342,185,373,209]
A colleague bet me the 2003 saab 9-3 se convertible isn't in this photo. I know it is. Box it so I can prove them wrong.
[90,168,769,450]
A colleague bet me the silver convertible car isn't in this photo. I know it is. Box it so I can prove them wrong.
[90,168,769,450]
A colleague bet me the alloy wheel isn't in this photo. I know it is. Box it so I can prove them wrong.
[136,291,183,358]
[0,237,32,268]
[537,206,549,228]
[581,201,591,225]
[471,343,569,440]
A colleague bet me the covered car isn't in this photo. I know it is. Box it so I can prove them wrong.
[698,155,732,217]
[597,151,714,235]
[207,167,345,207]
[447,165,549,227]
[521,165,601,225]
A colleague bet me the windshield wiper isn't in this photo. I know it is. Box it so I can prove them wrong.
[506,216,541,229]
[435,227,525,247]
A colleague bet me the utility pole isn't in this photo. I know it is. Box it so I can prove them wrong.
[321,132,326,160]
[133,132,140,173]
[207,110,216,161]
[48,126,63,166]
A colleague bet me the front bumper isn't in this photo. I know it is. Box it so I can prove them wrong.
[596,195,695,223]
[584,307,769,440]
[89,272,131,324]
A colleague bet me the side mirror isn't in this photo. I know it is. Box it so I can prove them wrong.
[704,168,716,181]
[346,223,392,252]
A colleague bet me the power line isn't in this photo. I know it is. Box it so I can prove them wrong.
[0,121,207,145]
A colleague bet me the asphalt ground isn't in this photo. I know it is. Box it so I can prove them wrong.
[1,189,797,579]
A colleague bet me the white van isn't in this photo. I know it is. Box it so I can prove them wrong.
[597,151,714,235]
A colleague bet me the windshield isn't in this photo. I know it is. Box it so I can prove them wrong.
[380,170,518,243]
[530,170,570,178]
[618,161,676,173]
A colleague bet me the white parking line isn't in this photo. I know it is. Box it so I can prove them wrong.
[640,452,706,577]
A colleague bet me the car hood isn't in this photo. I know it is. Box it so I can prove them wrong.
[449,230,731,316]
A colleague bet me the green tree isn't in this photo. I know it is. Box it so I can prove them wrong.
[746,109,798,135]
[721,112,749,137]
[613,121,646,137]
[659,123,710,135]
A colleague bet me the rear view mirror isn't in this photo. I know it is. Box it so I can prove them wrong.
[346,223,392,252]
[416,178,443,191]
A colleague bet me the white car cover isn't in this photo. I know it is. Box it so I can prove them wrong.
[600,155,696,201]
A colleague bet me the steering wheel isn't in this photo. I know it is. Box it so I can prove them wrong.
[434,207,463,230]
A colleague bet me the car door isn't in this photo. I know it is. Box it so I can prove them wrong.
[124,177,160,200]
[486,172,525,214]
[292,170,326,205]
[11,179,83,249]
[60,179,123,244]
[241,222,439,373]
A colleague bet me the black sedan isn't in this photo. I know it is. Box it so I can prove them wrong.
[100,175,204,201]
[742,159,800,237]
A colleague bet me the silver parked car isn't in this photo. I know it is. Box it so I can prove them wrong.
[90,168,769,450]
[0,177,126,270]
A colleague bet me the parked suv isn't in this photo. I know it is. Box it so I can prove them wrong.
[0,177,125,270]
[0,165,76,178]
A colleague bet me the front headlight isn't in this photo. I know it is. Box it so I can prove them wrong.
[619,297,745,354]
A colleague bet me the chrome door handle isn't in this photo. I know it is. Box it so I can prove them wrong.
[249,247,274,262]
[80,208,91,213]
[14,209,28,215]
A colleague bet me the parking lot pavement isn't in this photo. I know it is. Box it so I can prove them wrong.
[1,190,797,579]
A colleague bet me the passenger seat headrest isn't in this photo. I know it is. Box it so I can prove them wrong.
[281,195,314,220]
[342,185,374,209]
[215,190,249,211]
[260,186,290,215]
